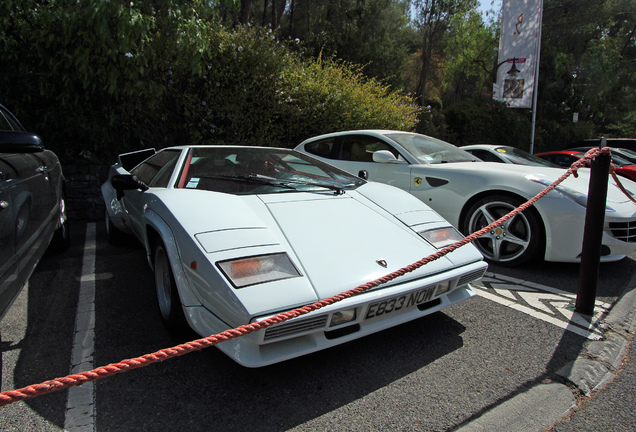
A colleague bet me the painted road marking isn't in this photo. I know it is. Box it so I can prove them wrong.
[65,222,97,431]
[474,272,611,340]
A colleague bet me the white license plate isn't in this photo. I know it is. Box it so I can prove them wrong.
[365,285,436,319]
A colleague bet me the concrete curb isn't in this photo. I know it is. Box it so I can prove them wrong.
[556,272,636,397]
[454,273,636,432]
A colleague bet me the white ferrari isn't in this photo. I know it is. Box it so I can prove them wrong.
[295,130,636,265]
[101,146,487,367]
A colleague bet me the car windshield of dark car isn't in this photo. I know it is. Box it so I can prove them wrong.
[610,154,634,167]
[177,147,364,194]
[385,133,477,164]
[496,146,559,167]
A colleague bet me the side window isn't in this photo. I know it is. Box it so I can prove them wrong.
[304,139,335,159]
[130,149,181,186]
[471,150,501,163]
[340,136,402,162]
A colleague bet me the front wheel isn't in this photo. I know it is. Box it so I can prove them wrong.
[154,242,188,333]
[463,195,544,266]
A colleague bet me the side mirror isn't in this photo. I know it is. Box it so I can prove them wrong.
[0,131,44,153]
[358,170,369,180]
[372,150,402,163]
[111,174,149,191]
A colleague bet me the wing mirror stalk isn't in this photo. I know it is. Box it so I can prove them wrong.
[111,174,149,192]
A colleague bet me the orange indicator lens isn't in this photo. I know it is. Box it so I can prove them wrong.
[231,259,262,278]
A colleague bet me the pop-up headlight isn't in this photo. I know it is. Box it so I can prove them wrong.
[218,253,301,288]
[418,227,464,249]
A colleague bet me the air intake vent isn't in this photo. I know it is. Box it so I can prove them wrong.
[457,267,487,287]
[609,221,636,243]
[264,315,328,341]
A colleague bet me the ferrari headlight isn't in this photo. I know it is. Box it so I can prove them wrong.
[418,227,464,249]
[218,253,301,288]
[527,175,615,211]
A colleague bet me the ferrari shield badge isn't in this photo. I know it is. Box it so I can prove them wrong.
[414,177,422,187]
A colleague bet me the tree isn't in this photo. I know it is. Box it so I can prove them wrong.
[538,0,636,145]
[440,8,499,103]
[411,0,477,106]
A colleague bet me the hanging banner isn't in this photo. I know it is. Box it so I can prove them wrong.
[493,0,543,108]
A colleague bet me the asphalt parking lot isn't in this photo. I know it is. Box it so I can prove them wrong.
[1,221,635,431]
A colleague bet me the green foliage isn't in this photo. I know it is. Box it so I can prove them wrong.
[0,1,418,162]
[442,92,531,146]
[274,57,421,143]
[439,10,499,103]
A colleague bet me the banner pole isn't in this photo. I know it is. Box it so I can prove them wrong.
[529,0,544,154]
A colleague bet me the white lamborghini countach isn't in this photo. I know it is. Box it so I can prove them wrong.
[101,146,487,367]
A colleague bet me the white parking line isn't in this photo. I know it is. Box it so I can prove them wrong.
[65,222,97,431]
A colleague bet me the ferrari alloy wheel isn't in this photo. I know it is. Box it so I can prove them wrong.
[463,195,544,266]
[154,243,187,332]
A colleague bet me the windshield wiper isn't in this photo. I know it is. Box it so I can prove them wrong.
[249,173,345,195]
[196,174,297,190]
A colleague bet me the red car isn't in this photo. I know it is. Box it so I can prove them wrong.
[535,150,636,182]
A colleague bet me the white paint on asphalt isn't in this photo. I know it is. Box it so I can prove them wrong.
[474,272,611,340]
[65,222,97,431]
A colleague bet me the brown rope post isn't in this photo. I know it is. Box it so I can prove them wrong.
[576,138,611,316]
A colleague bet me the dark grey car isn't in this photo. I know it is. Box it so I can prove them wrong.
[0,104,69,386]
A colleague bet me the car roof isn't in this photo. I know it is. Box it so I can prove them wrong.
[301,129,414,142]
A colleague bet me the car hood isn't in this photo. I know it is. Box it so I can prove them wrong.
[159,184,482,317]
[258,191,460,298]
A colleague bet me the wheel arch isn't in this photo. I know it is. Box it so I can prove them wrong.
[459,190,548,258]
[143,211,201,307]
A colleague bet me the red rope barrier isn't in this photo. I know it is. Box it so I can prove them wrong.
[1,147,629,407]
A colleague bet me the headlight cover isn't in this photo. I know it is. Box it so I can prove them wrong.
[218,253,301,288]
[527,175,615,212]
[418,227,465,249]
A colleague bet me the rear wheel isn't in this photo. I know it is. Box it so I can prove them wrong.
[463,195,544,266]
[154,242,187,332]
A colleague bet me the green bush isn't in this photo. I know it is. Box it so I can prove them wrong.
[442,93,531,147]
[0,1,419,162]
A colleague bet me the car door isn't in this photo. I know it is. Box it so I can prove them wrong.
[119,149,182,240]
[0,156,18,316]
[0,152,53,317]
[305,134,413,192]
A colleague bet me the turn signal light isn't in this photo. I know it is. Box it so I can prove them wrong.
[231,259,262,278]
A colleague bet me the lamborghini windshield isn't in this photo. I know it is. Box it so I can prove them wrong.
[177,147,364,194]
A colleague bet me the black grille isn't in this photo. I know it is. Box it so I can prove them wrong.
[609,221,636,243]
[263,315,328,341]
[457,267,488,287]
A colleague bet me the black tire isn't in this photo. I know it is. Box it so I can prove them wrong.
[154,242,188,333]
[463,195,544,266]
[49,193,70,252]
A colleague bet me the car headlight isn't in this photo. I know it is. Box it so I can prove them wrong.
[418,227,464,249]
[218,253,301,288]
[527,175,615,211]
